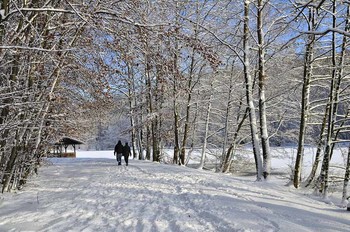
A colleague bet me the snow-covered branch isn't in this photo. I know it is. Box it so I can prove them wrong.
[304,28,350,37]
[0,45,74,52]
[2,7,76,21]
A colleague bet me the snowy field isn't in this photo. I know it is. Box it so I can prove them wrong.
[0,149,349,232]
[75,147,348,178]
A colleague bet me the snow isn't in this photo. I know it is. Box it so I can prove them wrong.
[0,150,349,232]
[0,10,5,20]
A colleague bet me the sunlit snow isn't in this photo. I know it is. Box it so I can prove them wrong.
[0,150,349,232]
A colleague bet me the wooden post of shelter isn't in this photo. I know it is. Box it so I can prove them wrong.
[54,137,84,158]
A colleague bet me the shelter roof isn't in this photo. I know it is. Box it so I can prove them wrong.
[54,137,84,146]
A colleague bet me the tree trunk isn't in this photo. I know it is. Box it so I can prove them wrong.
[303,104,328,187]
[342,144,350,207]
[172,17,181,164]
[173,102,180,164]
[0,9,23,175]
[127,63,138,159]
[2,135,19,193]
[221,64,234,166]
[146,125,151,160]
[321,1,337,199]
[152,119,160,162]
[221,106,249,173]
[257,0,271,180]
[172,53,180,164]
[137,90,144,160]
[152,71,162,162]
[145,54,153,161]
[179,50,196,165]
[137,124,144,160]
[0,0,9,44]
[320,1,350,198]
[243,0,262,181]
[294,7,315,188]
[198,81,213,169]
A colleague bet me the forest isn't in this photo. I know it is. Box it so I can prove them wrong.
[0,0,350,206]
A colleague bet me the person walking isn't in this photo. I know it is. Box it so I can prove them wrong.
[114,140,123,165]
[122,142,131,166]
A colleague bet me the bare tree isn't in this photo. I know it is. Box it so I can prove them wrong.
[294,5,316,188]
[256,0,271,179]
[244,0,263,180]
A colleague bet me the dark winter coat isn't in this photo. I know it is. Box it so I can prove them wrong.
[114,141,123,154]
[122,143,131,157]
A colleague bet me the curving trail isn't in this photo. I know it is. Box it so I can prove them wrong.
[0,158,349,232]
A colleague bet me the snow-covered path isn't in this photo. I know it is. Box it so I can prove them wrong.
[0,158,349,232]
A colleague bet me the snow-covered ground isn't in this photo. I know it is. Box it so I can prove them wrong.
[0,150,349,232]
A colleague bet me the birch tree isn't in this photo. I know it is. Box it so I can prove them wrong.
[318,1,350,198]
[244,0,263,180]
[198,77,214,169]
[294,5,316,188]
[256,0,271,179]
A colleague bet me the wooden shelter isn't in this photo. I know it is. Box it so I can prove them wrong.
[53,137,84,158]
